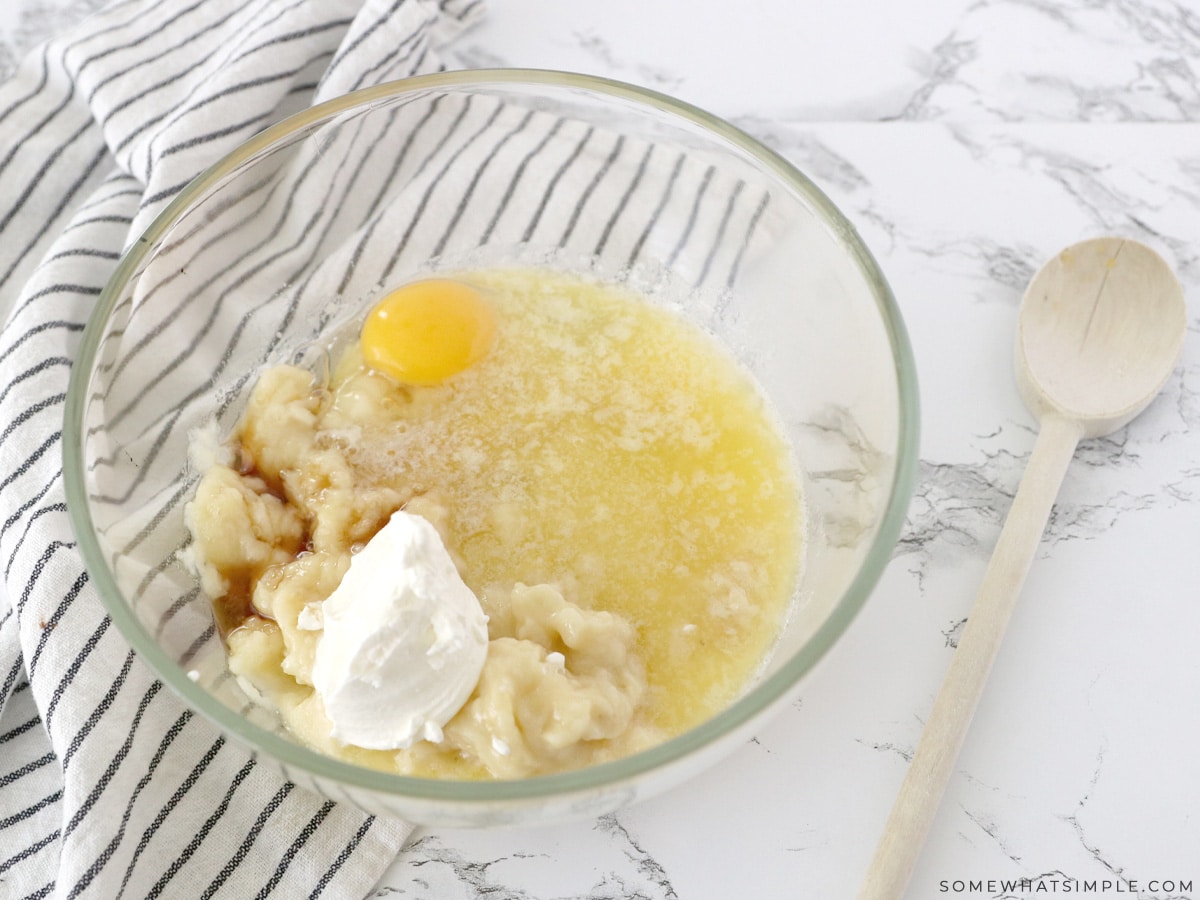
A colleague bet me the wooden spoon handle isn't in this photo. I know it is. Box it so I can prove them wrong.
[858,414,1084,899]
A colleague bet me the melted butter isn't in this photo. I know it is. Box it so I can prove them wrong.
[324,267,801,742]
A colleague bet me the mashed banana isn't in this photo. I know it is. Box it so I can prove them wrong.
[185,268,801,779]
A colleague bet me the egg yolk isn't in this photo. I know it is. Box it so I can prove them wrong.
[361,279,496,386]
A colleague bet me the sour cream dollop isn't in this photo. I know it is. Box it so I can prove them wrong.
[298,510,488,750]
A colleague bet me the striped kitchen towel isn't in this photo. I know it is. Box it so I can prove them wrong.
[0,0,484,897]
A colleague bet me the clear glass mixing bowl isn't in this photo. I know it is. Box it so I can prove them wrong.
[64,70,918,826]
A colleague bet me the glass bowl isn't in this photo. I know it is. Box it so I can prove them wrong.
[64,70,918,827]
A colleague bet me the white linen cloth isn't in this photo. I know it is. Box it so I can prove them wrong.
[0,1,483,896]
[0,0,779,894]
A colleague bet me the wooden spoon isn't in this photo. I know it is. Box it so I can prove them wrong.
[859,237,1187,899]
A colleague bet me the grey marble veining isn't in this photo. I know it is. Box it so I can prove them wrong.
[0,0,106,79]
[378,815,680,900]
[441,0,1200,124]
[4,1,1199,898]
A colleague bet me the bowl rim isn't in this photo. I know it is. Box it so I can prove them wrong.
[63,68,920,806]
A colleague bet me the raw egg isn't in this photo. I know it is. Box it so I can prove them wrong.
[361,279,495,386]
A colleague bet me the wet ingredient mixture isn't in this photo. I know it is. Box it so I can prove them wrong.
[184,268,801,779]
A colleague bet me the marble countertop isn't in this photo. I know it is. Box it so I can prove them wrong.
[5,1,1198,897]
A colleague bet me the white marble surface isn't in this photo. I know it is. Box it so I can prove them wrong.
[5,0,1200,898]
